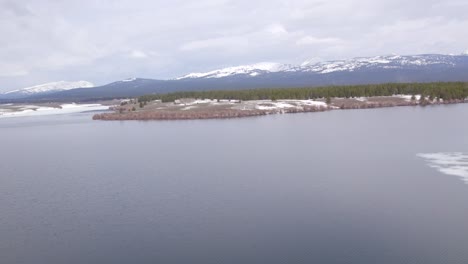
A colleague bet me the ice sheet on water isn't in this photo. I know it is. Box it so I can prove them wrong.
[0,103,109,118]
[417,152,468,184]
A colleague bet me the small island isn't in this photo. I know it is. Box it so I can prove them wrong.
[93,82,468,121]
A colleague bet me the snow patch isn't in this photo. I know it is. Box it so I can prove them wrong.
[353,97,368,102]
[192,99,217,104]
[181,106,197,111]
[121,78,137,82]
[255,100,327,110]
[256,102,295,110]
[175,99,218,106]
[393,94,421,101]
[291,100,327,107]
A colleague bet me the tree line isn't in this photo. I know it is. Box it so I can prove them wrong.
[139,82,468,103]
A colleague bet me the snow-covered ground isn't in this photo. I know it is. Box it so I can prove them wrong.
[393,94,422,101]
[353,97,368,102]
[255,101,296,110]
[175,99,240,106]
[171,99,329,111]
[252,100,328,110]
[418,153,468,184]
[0,103,109,118]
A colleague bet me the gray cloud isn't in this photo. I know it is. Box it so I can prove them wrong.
[0,0,467,91]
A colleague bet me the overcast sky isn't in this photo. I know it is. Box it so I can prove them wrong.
[1,0,468,91]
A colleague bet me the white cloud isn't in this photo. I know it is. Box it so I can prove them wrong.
[180,36,248,51]
[266,24,288,36]
[296,36,341,45]
[0,66,29,77]
[129,50,148,59]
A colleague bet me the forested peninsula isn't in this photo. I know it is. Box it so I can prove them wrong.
[93,82,468,121]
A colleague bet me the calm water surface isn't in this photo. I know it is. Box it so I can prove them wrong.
[1,105,468,264]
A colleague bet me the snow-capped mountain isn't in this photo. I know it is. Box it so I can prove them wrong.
[177,62,293,79]
[2,53,468,103]
[299,54,458,74]
[1,81,94,99]
[177,54,464,79]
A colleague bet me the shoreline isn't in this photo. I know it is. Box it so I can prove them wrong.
[0,102,111,118]
[92,96,467,121]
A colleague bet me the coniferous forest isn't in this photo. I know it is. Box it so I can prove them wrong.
[139,82,468,103]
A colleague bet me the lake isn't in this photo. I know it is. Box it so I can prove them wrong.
[1,104,468,264]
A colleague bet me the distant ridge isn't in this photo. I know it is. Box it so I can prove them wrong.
[1,81,94,99]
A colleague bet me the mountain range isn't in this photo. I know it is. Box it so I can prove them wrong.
[2,53,468,102]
